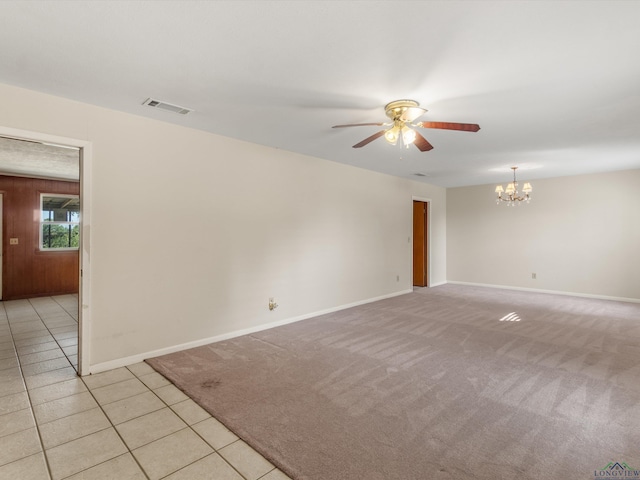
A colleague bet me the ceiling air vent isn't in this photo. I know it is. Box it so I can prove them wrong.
[142,98,193,115]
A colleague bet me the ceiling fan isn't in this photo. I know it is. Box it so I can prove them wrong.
[332,99,480,152]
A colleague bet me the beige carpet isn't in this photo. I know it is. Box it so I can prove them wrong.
[146,284,640,480]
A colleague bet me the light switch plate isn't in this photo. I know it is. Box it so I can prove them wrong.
[9,238,18,245]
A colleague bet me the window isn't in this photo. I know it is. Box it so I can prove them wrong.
[40,194,80,250]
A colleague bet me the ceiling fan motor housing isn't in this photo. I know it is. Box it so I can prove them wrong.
[384,99,426,122]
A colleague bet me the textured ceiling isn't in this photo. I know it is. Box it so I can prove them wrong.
[0,1,639,187]
[0,136,79,181]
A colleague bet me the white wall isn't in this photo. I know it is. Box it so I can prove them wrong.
[447,169,640,301]
[0,83,447,371]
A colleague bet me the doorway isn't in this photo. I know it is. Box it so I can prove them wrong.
[0,126,91,375]
[413,200,429,287]
[0,194,2,298]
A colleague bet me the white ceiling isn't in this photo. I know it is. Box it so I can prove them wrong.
[0,1,639,187]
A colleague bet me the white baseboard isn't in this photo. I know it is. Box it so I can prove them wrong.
[86,288,413,375]
[445,281,640,304]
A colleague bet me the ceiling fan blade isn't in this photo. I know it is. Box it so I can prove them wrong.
[332,122,385,128]
[353,130,386,148]
[415,121,480,132]
[413,131,434,152]
[399,107,427,123]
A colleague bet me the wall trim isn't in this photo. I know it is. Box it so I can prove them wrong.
[86,288,414,375]
[446,280,640,304]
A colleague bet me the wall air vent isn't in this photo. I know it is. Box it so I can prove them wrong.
[142,98,193,115]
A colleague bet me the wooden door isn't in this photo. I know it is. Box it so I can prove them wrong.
[413,201,428,287]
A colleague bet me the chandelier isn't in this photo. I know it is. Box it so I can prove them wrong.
[495,167,532,205]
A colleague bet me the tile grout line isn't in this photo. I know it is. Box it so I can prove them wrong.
[68,366,239,478]
[4,299,83,478]
[77,364,281,480]
[68,374,153,480]
[26,369,234,479]
[2,300,54,480]
[78,367,247,480]
[27,298,77,371]
[50,295,79,323]
[4,365,280,479]
[126,365,249,480]
[126,364,257,480]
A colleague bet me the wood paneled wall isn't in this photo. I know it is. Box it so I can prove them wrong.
[1,175,80,300]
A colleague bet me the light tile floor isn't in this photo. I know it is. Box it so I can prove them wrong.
[0,297,291,480]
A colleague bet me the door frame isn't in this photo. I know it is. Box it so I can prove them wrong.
[0,194,3,299]
[0,125,92,376]
[412,196,431,287]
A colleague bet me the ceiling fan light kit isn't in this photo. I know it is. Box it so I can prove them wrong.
[332,99,480,152]
[495,167,532,206]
